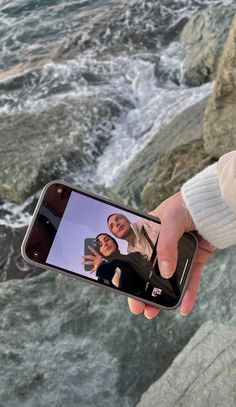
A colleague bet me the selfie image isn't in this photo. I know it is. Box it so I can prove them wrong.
[45,190,179,305]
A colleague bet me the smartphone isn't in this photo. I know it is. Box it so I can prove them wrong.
[84,238,101,272]
[21,180,198,310]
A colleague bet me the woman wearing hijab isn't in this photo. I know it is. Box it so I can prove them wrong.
[83,233,178,302]
[83,233,149,296]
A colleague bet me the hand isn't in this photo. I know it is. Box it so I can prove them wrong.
[128,192,215,319]
[82,246,103,273]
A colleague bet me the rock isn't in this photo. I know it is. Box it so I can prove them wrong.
[180,4,236,86]
[136,321,236,407]
[115,97,209,209]
[0,226,43,281]
[57,0,194,59]
[0,96,122,203]
[0,271,194,407]
[154,42,186,86]
[203,15,236,158]
[94,184,126,204]
[141,139,215,211]
[1,244,236,406]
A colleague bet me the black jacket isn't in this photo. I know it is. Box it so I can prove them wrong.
[96,251,148,295]
[96,250,178,299]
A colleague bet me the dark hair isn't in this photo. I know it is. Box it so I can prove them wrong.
[107,214,115,224]
[96,233,119,250]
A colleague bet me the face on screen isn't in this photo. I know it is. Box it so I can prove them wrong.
[24,183,194,308]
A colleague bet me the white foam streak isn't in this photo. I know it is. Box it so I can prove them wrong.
[93,81,213,188]
[0,192,39,229]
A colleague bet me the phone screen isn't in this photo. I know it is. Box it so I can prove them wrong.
[22,182,197,309]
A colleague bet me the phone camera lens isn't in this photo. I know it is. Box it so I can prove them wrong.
[33,252,39,258]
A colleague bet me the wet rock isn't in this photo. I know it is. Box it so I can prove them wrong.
[204,15,236,158]
[1,245,236,407]
[115,97,209,209]
[94,184,126,205]
[141,139,215,211]
[137,321,236,407]
[0,226,43,281]
[57,0,197,59]
[180,4,236,86]
[0,96,123,203]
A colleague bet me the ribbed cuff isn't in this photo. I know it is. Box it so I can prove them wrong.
[181,163,236,249]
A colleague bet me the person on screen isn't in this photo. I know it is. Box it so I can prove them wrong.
[107,213,160,261]
[83,233,147,295]
[82,233,177,300]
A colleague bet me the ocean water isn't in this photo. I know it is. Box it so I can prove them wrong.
[0,0,231,228]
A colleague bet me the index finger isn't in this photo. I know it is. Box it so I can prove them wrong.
[88,245,99,256]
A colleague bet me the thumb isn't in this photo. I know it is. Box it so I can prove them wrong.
[157,216,185,279]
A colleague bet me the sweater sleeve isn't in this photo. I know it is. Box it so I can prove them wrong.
[217,150,236,214]
[181,151,236,249]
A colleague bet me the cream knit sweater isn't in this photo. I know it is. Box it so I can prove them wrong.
[181,150,236,249]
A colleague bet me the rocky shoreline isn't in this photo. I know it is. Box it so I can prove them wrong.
[0,4,235,206]
[0,3,236,406]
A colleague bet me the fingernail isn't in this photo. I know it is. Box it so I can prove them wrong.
[144,313,154,320]
[180,311,188,316]
[159,261,173,278]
